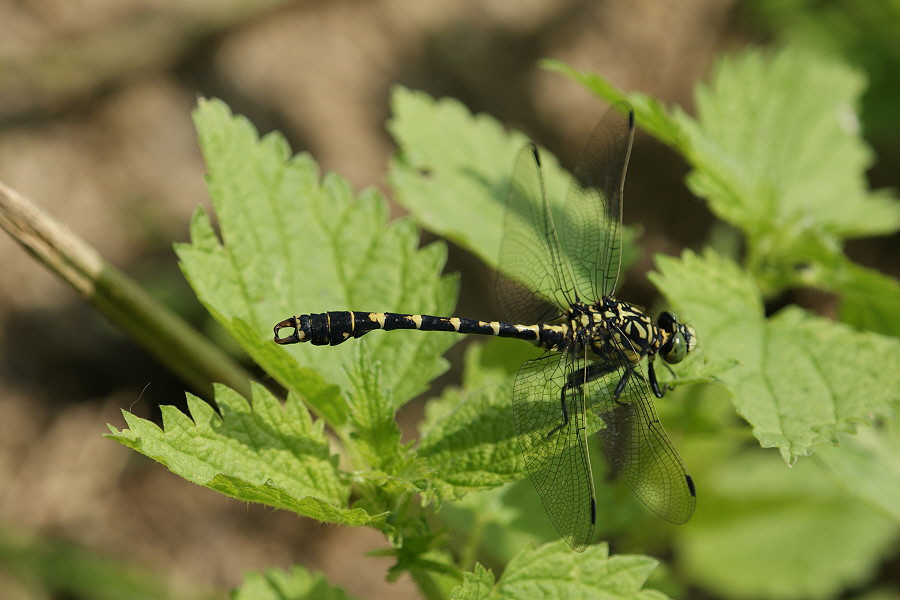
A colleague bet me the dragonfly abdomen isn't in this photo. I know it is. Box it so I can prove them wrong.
[274,311,568,347]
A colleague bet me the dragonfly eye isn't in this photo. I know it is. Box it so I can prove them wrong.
[657,311,678,333]
[662,331,688,364]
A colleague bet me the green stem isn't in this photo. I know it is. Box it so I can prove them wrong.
[0,180,253,400]
[408,565,448,600]
[460,508,488,572]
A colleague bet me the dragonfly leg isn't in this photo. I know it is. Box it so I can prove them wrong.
[612,365,632,401]
[648,359,675,398]
[547,385,572,438]
[548,363,615,437]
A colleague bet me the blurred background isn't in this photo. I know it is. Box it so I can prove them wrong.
[0,1,896,598]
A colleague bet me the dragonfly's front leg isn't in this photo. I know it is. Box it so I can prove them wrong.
[648,360,665,398]
[647,359,679,398]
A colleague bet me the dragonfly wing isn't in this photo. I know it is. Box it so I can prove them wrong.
[561,102,634,299]
[592,361,696,524]
[498,144,573,323]
[512,352,595,551]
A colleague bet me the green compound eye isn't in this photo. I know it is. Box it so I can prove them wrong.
[663,332,688,364]
[658,311,679,332]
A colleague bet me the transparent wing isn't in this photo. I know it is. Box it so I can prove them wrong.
[561,102,634,299]
[511,352,595,551]
[591,360,696,524]
[497,144,573,324]
[498,103,634,322]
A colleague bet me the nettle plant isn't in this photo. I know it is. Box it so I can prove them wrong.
[109,46,899,600]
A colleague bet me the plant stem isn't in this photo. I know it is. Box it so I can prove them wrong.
[408,565,448,600]
[0,180,253,400]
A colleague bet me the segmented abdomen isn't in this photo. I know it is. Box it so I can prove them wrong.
[274,311,566,347]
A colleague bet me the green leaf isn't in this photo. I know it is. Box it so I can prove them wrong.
[207,474,377,526]
[678,46,900,240]
[540,59,686,147]
[387,87,544,268]
[822,259,900,337]
[677,448,898,600]
[450,564,494,600]
[346,347,405,473]
[746,0,900,141]
[416,341,543,502]
[107,382,382,527]
[552,48,900,301]
[387,87,641,278]
[417,380,522,497]
[235,566,357,600]
[450,541,670,600]
[651,249,900,463]
[462,337,543,387]
[179,98,458,420]
[816,422,900,522]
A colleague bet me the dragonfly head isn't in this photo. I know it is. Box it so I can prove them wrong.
[657,311,696,364]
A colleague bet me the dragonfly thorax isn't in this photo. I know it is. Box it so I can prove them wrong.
[559,298,696,368]
[560,298,653,364]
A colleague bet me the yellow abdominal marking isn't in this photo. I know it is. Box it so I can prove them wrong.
[544,324,568,336]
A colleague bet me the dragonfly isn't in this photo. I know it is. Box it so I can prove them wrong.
[273,102,697,551]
